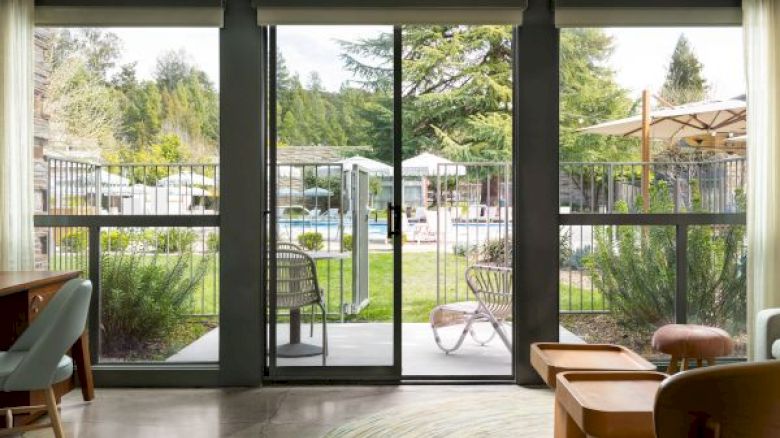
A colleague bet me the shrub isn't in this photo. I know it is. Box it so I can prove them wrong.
[342,234,353,251]
[145,228,197,253]
[206,232,219,252]
[563,246,592,269]
[453,243,477,257]
[480,237,512,266]
[297,231,324,251]
[100,251,211,357]
[586,182,746,336]
[101,230,131,251]
[61,229,88,252]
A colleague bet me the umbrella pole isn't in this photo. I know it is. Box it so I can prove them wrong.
[641,89,651,212]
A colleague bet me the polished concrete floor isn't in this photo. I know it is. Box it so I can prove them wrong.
[24,385,555,438]
[168,323,584,376]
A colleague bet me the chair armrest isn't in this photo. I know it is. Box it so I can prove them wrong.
[756,308,780,360]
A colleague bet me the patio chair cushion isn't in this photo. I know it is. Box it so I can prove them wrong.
[430,301,480,328]
[0,351,73,389]
[652,324,734,359]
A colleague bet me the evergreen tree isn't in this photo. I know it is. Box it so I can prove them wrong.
[50,29,121,81]
[660,34,709,105]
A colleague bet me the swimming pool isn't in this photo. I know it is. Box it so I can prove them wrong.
[276,219,513,243]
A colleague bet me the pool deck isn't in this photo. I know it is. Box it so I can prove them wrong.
[167,322,584,376]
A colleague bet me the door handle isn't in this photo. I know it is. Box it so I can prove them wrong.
[387,203,401,238]
[387,203,394,238]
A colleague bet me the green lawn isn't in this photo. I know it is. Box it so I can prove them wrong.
[316,252,605,322]
[54,250,605,323]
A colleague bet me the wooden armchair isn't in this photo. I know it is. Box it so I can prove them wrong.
[654,360,780,437]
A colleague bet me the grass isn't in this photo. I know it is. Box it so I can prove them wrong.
[316,252,605,322]
[54,250,605,324]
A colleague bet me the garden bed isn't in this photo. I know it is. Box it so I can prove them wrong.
[560,313,747,360]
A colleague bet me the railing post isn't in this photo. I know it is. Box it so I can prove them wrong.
[95,164,102,215]
[88,225,101,364]
[675,224,688,324]
[674,178,680,213]
[607,164,614,213]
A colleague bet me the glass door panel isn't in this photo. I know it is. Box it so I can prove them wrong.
[269,25,397,370]
[400,25,514,377]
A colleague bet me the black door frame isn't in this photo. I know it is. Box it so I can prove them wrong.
[263,25,402,382]
[261,19,553,383]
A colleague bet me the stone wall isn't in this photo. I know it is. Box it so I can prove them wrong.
[33,29,52,269]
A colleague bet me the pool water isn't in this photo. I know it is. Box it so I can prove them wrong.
[277,219,512,243]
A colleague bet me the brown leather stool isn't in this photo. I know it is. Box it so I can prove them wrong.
[652,324,734,373]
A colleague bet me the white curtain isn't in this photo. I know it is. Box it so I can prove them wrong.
[745,0,780,360]
[0,0,35,270]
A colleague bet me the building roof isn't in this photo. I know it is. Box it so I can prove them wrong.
[277,146,370,164]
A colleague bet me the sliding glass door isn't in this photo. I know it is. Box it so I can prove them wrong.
[265,24,516,381]
[266,25,401,379]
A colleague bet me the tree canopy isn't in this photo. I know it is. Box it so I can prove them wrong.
[43,27,713,168]
[44,28,219,167]
[660,34,709,106]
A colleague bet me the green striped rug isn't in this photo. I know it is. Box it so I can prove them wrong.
[323,392,552,438]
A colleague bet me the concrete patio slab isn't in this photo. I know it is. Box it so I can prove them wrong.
[167,323,584,376]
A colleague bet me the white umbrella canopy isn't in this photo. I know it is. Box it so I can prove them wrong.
[157,171,216,187]
[277,187,303,197]
[317,156,393,176]
[402,152,467,177]
[55,169,131,186]
[578,98,746,139]
[303,187,333,197]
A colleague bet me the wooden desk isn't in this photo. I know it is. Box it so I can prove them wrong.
[555,371,667,438]
[0,271,94,426]
[531,343,656,388]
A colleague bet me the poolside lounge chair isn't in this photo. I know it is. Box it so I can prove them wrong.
[430,265,512,354]
[320,208,341,220]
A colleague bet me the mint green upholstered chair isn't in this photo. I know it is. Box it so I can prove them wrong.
[0,278,92,438]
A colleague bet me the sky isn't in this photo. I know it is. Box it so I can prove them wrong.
[110,26,745,101]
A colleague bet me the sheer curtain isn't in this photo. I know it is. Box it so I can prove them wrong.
[744,0,780,360]
[0,0,35,270]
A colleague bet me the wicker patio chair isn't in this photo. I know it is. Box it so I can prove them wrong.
[430,265,512,354]
[276,242,319,337]
[276,248,328,365]
[277,241,304,251]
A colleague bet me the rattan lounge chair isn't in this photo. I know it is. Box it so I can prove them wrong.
[430,265,512,354]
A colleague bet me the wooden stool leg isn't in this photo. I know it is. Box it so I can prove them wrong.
[681,357,690,371]
[44,387,64,438]
[706,357,716,366]
[696,358,703,368]
[555,398,585,438]
[667,355,680,374]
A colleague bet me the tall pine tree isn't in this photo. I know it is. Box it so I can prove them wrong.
[660,34,709,105]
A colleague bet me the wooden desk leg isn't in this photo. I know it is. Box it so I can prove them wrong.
[555,399,585,438]
[71,332,94,401]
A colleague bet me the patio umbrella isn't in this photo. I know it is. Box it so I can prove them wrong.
[402,152,467,177]
[579,93,746,210]
[317,156,393,176]
[303,187,333,197]
[277,187,303,197]
[90,170,131,187]
[578,97,746,139]
[56,169,131,187]
[157,171,216,187]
